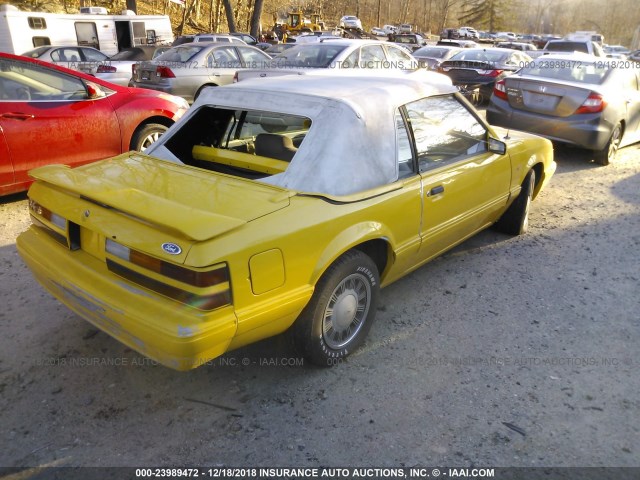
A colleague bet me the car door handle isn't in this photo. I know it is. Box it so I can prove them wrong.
[1,112,35,120]
[427,185,445,196]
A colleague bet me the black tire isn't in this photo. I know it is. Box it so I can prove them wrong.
[292,250,380,366]
[131,123,168,152]
[593,123,621,166]
[494,169,535,235]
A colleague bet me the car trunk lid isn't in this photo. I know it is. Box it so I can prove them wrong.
[133,61,168,84]
[28,153,291,250]
[502,77,594,117]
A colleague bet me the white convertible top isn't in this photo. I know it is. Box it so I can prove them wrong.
[157,74,457,196]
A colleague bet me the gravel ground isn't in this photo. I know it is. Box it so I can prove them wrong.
[0,144,639,470]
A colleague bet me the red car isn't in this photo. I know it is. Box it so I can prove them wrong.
[0,52,189,196]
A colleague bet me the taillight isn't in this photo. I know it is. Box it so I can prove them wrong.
[105,239,231,311]
[156,66,175,78]
[96,64,117,73]
[479,69,503,77]
[493,79,508,100]
[575,92,606,114]
[233,71,239,83]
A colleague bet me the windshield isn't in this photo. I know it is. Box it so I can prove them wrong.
[546,42,589,53]
[414,47,449,58]
[21,47,50,58]
[272,44,348,68]
[449,49,509,63]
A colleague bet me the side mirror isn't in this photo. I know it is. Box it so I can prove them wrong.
[86,82,106,100]
[488,137,506,155]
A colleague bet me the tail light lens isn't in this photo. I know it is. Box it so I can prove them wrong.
[575,92,606,114]
[479,69,503,77]
[493,79,508,100]
[156,66,176,78]
[96,64,117,73]
[105,239,231,311]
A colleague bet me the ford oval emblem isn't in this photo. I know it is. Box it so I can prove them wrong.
[162,242,182,255]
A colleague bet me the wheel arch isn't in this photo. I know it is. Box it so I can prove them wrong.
[129,116,174,150]
[309,225,395,288]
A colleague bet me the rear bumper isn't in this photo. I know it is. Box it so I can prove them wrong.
[487,97,614,151]
[17,227,238,371]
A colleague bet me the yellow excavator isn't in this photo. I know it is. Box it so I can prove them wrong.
[283,10,324,33]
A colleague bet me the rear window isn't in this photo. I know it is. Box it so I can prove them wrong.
[449,49,508,63]
[155,46,203,63]
[272,44,348,68]
[546,41,589,53]
[520,61,609,84]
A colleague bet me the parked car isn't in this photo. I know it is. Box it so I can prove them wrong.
[228,32,258,45]
[382,24,397,34]
[263,43,296,56]
[192,33,246,44]
[603,44,630,58]
[172,35,195,46]
[438,47,532,101]
[487,54,640,165]
[235,40,440,82]
[412,45,462,70]
[129,42,272,103]
[495,41,538,51]
[393,34,428,51]
[339,15,362,30]
[398,23,413,33]
[458,26,479,39]
[540,39,605,57]
[0,52,189,196]
[21,45,109,74]
[440,28,459,40]
[96,46,171,87]
[371,27,387,36]
[17,75,555,370]
[495,32,517,41]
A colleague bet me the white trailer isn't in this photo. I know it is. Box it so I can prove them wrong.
[0,4,174,55]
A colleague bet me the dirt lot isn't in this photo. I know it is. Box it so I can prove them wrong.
[0,144,639,471]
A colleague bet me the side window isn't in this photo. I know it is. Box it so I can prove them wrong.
[51,48,81,62]
[0,59,86,101]
[32,37,51,47]
[81,48,107,61]
[359,45,386,68]
[404,95,488,171]
[208,46,241,68]
[395,111,415,177]
[386,44,415,68]
[237,47,268,67]
[341,50,359,68]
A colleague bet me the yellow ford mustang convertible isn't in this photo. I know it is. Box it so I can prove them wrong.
[17,75,556,370]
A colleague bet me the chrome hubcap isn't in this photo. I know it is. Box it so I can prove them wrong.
[322,273,371,349]
[140,132,162,152]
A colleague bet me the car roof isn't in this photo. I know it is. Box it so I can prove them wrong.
[200,74,455,113]
[187,75,456,196]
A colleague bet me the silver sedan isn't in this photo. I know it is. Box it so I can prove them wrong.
[486,54,640,165]
[129,42,271,103]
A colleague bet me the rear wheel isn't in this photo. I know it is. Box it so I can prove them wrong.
[292,250,380,366]
[131,123,168,152]
[494,169,535,235]
[593,123,621,166]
